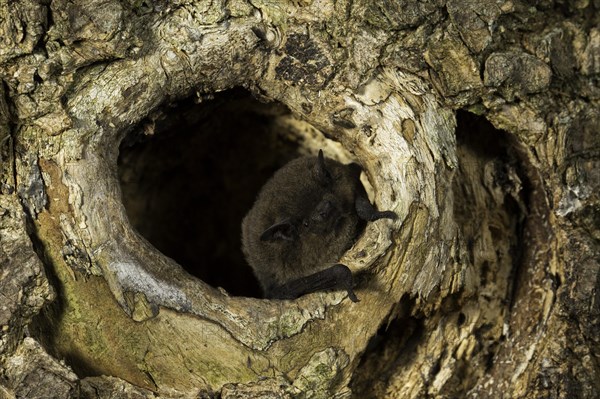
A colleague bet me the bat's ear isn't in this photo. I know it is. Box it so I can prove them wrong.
[315,149,332,186]
[260,220,297,242]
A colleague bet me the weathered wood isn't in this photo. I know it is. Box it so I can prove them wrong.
[0,0,598,398]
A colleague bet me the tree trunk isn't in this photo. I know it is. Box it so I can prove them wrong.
[1,0,598,398]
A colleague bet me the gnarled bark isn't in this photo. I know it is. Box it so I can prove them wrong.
[1,0,598,398]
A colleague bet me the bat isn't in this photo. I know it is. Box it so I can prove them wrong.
[241,150,396,302]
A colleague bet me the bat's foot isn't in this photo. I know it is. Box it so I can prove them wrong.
[371,210,397,221]
[327,264,359,302]
[346,287,360,303]
[355,196,397,222]
[267,264,360,302]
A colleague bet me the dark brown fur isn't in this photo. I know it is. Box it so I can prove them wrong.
[241,151,395,301]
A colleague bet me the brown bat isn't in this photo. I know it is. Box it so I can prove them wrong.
[241,150,396,302]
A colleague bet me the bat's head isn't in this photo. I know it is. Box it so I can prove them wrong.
[258,150,365,246]
[241,149,368,288]
[242,149,394,295]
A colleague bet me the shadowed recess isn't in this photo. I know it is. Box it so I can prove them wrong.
[117,89,306,297]
[350,111,528,398]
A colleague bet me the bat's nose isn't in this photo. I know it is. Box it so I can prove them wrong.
[313,199,336,222]
[319,199,334,217]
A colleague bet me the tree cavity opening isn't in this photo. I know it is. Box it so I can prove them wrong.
[117,89,327,297]
[350,110,531,398]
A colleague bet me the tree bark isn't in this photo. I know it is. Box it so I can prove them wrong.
[0,0,598,398]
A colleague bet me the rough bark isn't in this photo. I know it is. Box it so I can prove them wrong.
[0,0,598,398]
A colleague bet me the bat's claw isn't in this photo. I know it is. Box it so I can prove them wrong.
[356,196,397,222]
[374,210,397,221]
[329,264,360,302]
[347,288,360,303]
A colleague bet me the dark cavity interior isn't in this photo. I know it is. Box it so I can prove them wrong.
[117,89,306,297]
